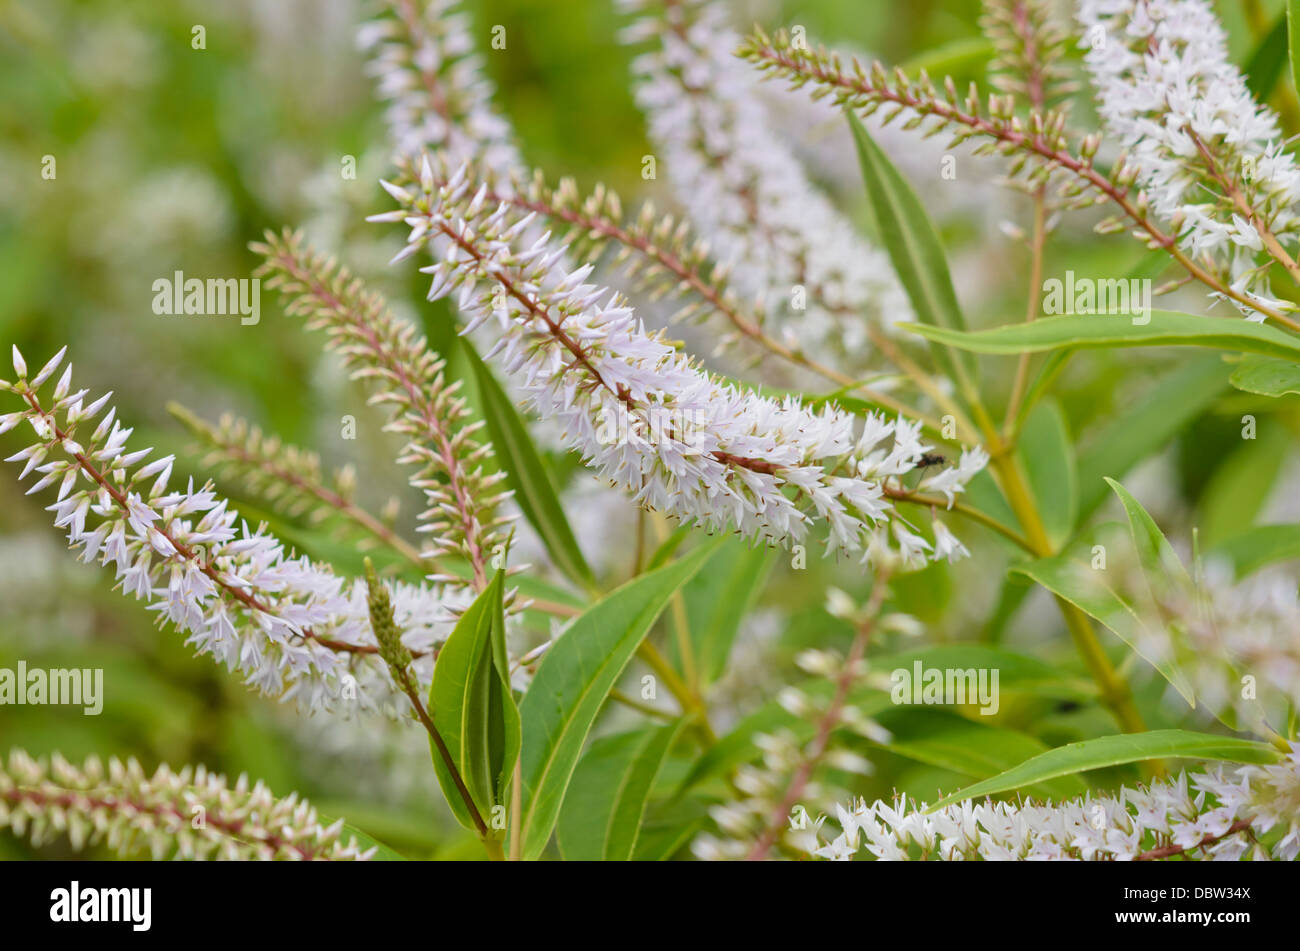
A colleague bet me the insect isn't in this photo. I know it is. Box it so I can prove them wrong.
[914,452,947,469]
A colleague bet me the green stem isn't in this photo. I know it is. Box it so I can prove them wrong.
[609,688,676,721]
[395,674,509,856]
[1004,189,1047,436]
[988,450,1149,737]
[884,486,1033,552]
[637,640,717,746]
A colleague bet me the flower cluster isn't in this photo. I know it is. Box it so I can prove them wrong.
[693,657,889,861]
[806,745,1300,861]
[0,749,374,860]
[0,346,466,713]
[358,0,519,176]
[374,158,987,563]
[254,229,510,589]
[737,27,1093,204]
[1078,0,1300,316]
[618,0,911,365]
[693,582,898,861]
[983,0,1075,112]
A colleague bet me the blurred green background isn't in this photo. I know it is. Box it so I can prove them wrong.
[1,0,1296,859]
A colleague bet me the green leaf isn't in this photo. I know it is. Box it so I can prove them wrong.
[321,818,408,861]
[1208,523,1300,578]
[1105,478,1190,588]
[1289,0,1300,99]
[461,339,596,592]
[645,524,691,571]
[871,645,1096,702]
[980,574,1032,644]
[897,37,994,79]
[678,684,896,793]
[962,470,1021,542]
[1076,354,1230,521]
[847,110,976,386]
[556,720,688,861]
[1012,555,1196,706]
[1246,14,1290,102]
[1196,424,1289,548]
[633,797,710,861]
[1228,355,1300,397]
[1018,400,1077,549]
[428,570,520,833]
[678,538,774,685]
[929,730,1280,810]
[906,311,1300,363]
[866,709,1088,801]
[517,541,719,859]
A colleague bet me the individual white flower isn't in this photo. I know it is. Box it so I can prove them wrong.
[931,519,970,563]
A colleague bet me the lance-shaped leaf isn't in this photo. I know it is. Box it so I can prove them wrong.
[1209,523,1300,579]
[863,709,1088,802]
[1289,0,1300,98]
[1019,400,1077,549]
[517,541,719,859]
[1246,13,1289,102]
[1012,555,1196,707]
[675,537,774,686]
[906,311,1300,363]
[461,338,597,593]
[1076,353,1229,520]
[428,569,520,833]
[848,110,977,386]
[1228,355,1300,397]
[928,730,1280,810]
[1105,478,1191,589]
[556,720,688,861]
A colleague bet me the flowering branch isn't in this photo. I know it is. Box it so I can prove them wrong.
[1077,0,1300,322]
[253,229,510,592]
[373,158,988,566]
[387,164,950,433]
[737,28,1300,331]
[745,577,890,860]
[359,0,520,174]
[806,747,1300,861]
[0,750,374,860]
[620,0,913,370]
[1,347,469,711]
